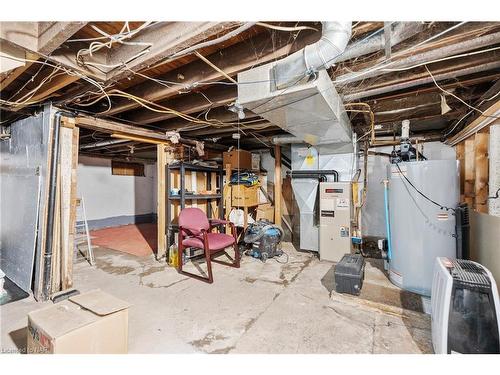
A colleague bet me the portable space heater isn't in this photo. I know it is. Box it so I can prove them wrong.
[431,257,500,354]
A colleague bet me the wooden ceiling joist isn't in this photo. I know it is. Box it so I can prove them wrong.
[107,22,239,81]
[100,27,321,116]
[125,85,238,125]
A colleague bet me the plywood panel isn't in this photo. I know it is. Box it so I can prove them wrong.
[464,139,475,208]
[455,142,465,202]
[474,133,489,213]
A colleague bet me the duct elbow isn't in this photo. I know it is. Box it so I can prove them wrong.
[304,21,352,71]
[274,21,352,90]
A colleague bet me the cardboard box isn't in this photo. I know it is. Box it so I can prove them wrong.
[256,203,274,222]
[27,289,130,354]
[223,149,252,170]
[231,184,259,207]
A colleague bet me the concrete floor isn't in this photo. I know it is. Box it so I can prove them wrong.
[0,242,433,354]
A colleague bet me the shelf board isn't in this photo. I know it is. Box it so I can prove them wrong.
[168,163,221,173]
[168,194,222,200]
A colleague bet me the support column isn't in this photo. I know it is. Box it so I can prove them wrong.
[157,144,167,260]
[274,145,282,226]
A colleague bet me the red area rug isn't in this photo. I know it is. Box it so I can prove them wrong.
[90,223,157,257]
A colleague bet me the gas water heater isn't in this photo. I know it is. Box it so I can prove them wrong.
[387,160,459,296]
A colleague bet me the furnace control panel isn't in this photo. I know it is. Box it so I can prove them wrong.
[319,181,352,262]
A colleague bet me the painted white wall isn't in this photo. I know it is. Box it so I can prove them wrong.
[77,156,156,221]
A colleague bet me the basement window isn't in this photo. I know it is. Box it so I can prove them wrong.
[111,161,145,177]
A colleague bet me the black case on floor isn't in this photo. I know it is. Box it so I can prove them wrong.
[334,254,365,295]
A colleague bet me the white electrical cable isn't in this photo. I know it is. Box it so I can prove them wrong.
[335,22,468,84]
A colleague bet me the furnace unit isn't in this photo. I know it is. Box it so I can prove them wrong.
[319,182,352,262]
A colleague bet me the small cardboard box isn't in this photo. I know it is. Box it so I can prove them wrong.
[256,203,275,222]
[231,184,260,207]
[223,149,252,170]
[27,289,130,354]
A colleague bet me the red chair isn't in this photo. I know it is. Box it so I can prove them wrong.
[177,208,239,283]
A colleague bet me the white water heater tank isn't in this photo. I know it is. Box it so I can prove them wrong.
[387,160,459,296]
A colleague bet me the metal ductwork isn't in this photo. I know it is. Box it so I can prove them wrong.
[273,21,352,90]
[238,22,354,151]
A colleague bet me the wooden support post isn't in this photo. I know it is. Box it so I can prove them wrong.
[464,139,475,208]
[157,144,167,260]
[455,142,465,202]
[59,124,79,290]
[274,145,282,226]
[474,132,489,213]
[224,163,231,234]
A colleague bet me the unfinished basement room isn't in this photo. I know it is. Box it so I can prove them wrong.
[1,2,500,370]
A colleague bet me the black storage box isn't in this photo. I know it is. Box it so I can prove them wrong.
[334,254,365,295]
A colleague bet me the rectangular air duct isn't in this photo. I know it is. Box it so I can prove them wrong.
[237,65,352,152]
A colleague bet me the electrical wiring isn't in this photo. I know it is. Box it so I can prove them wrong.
[334,22,468,84]
[168,22,256,59]
[6,58,47,101]
[442,83,500,138]
[425,65,500,120]
[481,187,500,205]
[194,51,237,84]
[74,88,269,132]
[0,53,112,111]
[255,22,318,33]
[66,22,158,43]
[76,22,155,71]
[4,67,62,106]
[380,45,500,73]
[345,102,376,143]
[81,49,151,71]
[395,162,456,212]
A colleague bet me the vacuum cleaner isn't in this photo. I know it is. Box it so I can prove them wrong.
[241,219,284,262]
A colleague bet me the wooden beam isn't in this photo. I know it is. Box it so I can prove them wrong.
[446,100,500,145]
[159,107,257,132]
[75,115,226,150]
[0,22,85,55]
[157,144,167,260]
[107,22,238,81]
[343,57,500,102]
[126,85,238,125]
[464,138,475,208]
[9,73,80,112]
[0,51,38,91]
[274,145,282,226]
[475,132,489,213]
[75,116,172,142]
[60,124,79,289]
[101,28,320,116]
[37,22,87,55]
[455,142,465,202]
[0,22,38,52]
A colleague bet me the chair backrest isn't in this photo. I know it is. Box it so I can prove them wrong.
[178,207,210,233]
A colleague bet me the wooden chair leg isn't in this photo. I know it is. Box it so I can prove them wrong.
[211,242,240,268]
[205,245,214,283]
[177,243,214,283]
